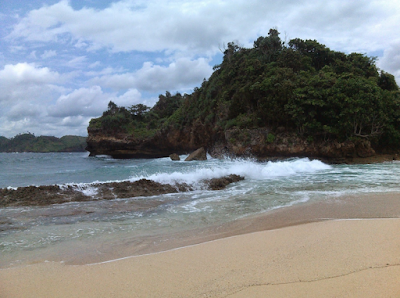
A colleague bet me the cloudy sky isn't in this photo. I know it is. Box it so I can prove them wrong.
[0,0,399,137]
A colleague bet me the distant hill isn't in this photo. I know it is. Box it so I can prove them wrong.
[0,133,87,153]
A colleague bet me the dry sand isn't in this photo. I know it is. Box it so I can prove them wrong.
[1,194,400,298]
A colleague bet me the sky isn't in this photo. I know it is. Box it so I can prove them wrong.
[0,0,399,138]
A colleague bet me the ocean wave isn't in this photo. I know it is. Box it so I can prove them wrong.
[131,157,331,185]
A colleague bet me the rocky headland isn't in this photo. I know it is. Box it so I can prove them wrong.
[86,30,400,163]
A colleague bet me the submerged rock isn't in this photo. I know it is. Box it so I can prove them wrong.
[185,147,207,161]
[169,153,180,161]
[0,175,244,207]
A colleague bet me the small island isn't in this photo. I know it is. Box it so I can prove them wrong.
[0,133,87,153]
[86,29,400,162]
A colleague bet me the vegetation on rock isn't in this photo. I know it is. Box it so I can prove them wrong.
[89,93,184,140]
[88,29,400,158]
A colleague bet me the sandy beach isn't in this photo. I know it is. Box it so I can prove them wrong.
[1,194,400,298]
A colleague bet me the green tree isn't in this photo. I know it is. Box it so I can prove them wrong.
[253,28,283,62]
[378,71,399,91]
[106,101,118,114]
[129,104,150,120]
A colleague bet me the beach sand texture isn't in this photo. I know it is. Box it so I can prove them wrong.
[1,217,400,298]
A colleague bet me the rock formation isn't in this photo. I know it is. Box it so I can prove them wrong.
[185,147,207,161]
[206,174,244,190]
[86,124,384,163]
[169,153,180,161]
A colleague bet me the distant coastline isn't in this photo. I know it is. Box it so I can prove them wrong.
[0,133,87,153]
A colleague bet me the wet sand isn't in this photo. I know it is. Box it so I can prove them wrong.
[1,193,400,297]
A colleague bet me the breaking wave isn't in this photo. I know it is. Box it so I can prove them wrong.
[131,157,331,185]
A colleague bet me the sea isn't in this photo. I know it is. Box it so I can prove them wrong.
[1,152,400,268]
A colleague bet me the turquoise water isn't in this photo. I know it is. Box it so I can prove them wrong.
[1,152,400,267]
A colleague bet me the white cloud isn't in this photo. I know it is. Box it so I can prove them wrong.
[0,63,71,137]
[378,40,400,84]
[84,66,124,77]
[8,0,72,43]
[8,0,400,58]
[60,115,89,127]
[8,103,43,121]
[66,56,87,68]
[6,0,269,54]
[74,38,88,49]
[282,0,400,53]
[0,62,59,85]
[88,61,101,68]
[9,45,25,53]
[0,115,90,137]
[135,58,213,91]
[28,50,37,59]
[116,88,143,106]
[0,62,146,137]
[41,49,57,59]
[48,86,111,117]
[91,57,213,92]
[0,63,62,103]
[47,86,143,117]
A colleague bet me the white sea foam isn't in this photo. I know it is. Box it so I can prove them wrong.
[130,158,331,186]
[61,183,99,197]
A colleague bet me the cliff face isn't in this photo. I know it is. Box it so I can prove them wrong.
[87,125,381,162]
[212,128,379,162]
[86,122,214,158]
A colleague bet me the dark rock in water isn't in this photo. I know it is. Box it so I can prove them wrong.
[0,185,82,207]
[95,179,192,199]
[0,175,244,207]
[169,153,180,161]
[185,147,207,161]
[206,174,245,190]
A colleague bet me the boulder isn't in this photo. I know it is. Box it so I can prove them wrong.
[185,147,207,161]
[169,153,180,161]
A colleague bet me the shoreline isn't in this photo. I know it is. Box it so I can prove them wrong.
[1,192,400,297]
[1,220,399,297]
[57,191,400,266]
[1,192,399,269]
